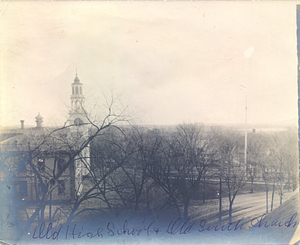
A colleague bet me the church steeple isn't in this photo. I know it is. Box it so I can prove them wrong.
[69,71,86,126]
[68,71,91,192]
[71,72,84,110]
[74,69,80,84]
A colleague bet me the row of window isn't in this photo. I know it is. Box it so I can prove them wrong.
[58,180,65,195]
[13,179,66,199]
[72,86,82,95]
[38,180,65,195]
[37,156,66,171]
[71,100,84,110]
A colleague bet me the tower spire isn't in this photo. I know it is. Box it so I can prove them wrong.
[69,72,85,126]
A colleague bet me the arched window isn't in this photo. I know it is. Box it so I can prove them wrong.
[80,87,82,94]
[74,118,84,126]
[72,87,74,95]
[76,87,78,94]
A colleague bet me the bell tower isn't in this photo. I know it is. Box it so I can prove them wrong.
[68,71,87,126]
[68,71,90,194]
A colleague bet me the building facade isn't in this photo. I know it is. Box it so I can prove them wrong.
[0,73,90,202]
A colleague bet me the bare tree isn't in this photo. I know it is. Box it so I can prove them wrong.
[214,129,248,223]
[246,132,266,193]
[101,127,161,218]
[267,129,298,206]
[0,99,129,235]
[148,123,214,221]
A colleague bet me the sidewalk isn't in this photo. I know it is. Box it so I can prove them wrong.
[242,192,300,244]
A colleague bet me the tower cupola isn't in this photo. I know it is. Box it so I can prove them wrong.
[71,72,84,111]
[69,71,86,126]
[74,75,80,83]
[35,113,43,128]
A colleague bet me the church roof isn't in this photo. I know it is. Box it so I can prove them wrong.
[72,75,82,85]
[74,75,80,83]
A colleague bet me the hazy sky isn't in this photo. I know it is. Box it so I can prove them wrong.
[0,2,298,127]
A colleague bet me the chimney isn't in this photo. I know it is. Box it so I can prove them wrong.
[35,113,43,128]
[20,120,24,129]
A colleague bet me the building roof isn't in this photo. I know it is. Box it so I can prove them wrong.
[73,75,81,84]
[0,126,74,153]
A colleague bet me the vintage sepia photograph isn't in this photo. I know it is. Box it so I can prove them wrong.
[0,1,299,244]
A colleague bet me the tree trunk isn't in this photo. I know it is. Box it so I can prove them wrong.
[175,202,182,220]
[183,198,189,221]
[288,171,291,191]
[66,203,79,227]
[133,198,140,219]
[218,178,222,227]
[229,201,233,223]
[39,205,45,227]
[202,186,206,204]
[203,176,206,204]
[265,185,268,214]
[280,192,283,205]
[271,181,275,212]
[49,193,52,223]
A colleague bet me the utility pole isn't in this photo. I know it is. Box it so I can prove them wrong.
[219,176,222,227]
[239,85,248,173]
[245,94,247,169]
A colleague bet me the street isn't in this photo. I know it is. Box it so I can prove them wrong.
[191,189,297,226]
